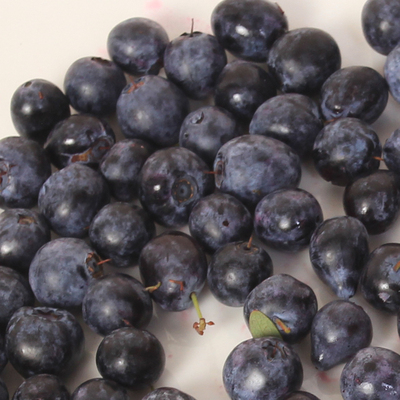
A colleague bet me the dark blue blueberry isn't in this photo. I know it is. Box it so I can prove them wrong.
[10,79,70,144]
[142,387,197,400]
[99,139,154,201]
[340,346,400,399]
[223,336,303,400]
[249,93,323,158]
[267,28,341,95]
[29,237,104,308]
[309,216,369,299]
[208,240,273,307]
[64,56,126,115]
[179,106,239,168]
[254,188,323,252]
[139,146,214,228]
[139,231,207,311]
[82,273,153,336]
[96,327,165,389]
[107,17,169,76]
[188,192,253,254]
[383,129,400,174]
[38,163,110,238]
[343,170,400,235]
[311,300,373,371]
[89,202,155,268]
[0,137,51,209]
[211,0,288,62]
[0,334,7,373]
[362,0,400,55]
[280,392,320,400]
[164,31,227,99]
[244,274,318,344]
[0,379,7,400]
[0,266,34,332]
[214,60,277,122]
[313,118,381,186]
[5,306,84,378]
[117,75,189,147]
[0,208,50,273]
[12,374,70,400]
[385,43,400,103]
[214,134,301,210]
[71,378,128,400]
[44,114,115,170]
[360,243,400,314]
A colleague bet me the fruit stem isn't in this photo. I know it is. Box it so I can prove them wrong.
[145,281,162,292]
[191,292,215,335]
[246,234,254,249]
[190,18,194,37]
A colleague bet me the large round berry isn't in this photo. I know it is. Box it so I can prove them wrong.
[71,378,128,400]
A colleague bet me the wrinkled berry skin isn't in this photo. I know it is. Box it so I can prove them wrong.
[82,273,153,336]
[383,129,400,174]
[89,202,155,268]
[100,139,154,201]
[311,300,373,371]
[29,238,103,308]
[188,192,253,254]
[313,118,381,186]
[360,243,400,314]
[117,75,189,147]
[320,66,388,124]
[0,334,7,373]
[64,56,126,115]
[343,170,400,235]
[0,208,50,273]
[223,337,303,400]
[139,147,214,228]
[12,374,70,400]
[44,114,115,170]
[254,188,323,252]
[0,137,51,209]
[244,274,318,344]
[340,346,400,400]
[362,0,400,55]
[164,31,227,100]
[139,231,208,311]
[96,327,165,389]
[107,17,169,76]
[10,79,70,144]
[385,44,400,103]
[309,216,369,299]
[211,0,288,62]
[214,134,301,210]
[38,163,110,238]
[214,60,277,122]
[281,392,320,400]
[71,378,128,400]
[208,240,273,307]
[0,379,7,400]
[268,27,341,95]
[142,387,196,400]
[249,93,323,157]
[5,306,84,378]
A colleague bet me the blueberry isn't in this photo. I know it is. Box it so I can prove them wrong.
[188,192,253,254]
[340,346,400,399]
[207,240,273,307]
[71,378,128,400]
[280,392,320,400]
[320,66,388,124]
[384,43,400,103]
[267,27,341,95]
[44,114,115,170]
[312,118,381,186]
[0,334,7,373]
[64,56,126,115]
[142,387,197,400]
[309,216,369,299]
[96,327,165,389]
[0,137,51,209]
[0,379,7,400]
[10,79,70,144]
[116,75,189,147]
[383,129,400,174]
[223,336,303,400]
[254,188,323,252]
[214,134,301,210]
[249,93,323,158]
[107,17,169,76]
[5,306,84,377]
[211,0,288,62]
[311,300,373,371]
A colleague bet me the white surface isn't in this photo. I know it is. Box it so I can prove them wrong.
[1,0,400,399]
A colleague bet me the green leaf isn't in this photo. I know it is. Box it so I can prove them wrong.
[249,310,282,339]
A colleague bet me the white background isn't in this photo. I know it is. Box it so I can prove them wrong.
[1,0,400,399]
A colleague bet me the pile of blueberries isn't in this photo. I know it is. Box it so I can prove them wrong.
[2,0,400,399]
